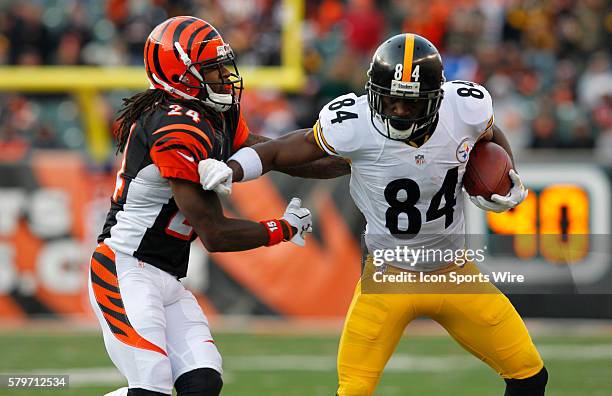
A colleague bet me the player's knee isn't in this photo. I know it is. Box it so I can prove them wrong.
[126,388,170,396]
[504,366,548,396]
[175,368,223,396]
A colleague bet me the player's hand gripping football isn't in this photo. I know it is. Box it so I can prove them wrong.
[198,159,233,196]
[469,169,528,213]
[282,198,313,246]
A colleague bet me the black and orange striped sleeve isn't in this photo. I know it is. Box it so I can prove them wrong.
[149,114,214,183]
[231,108,251,152]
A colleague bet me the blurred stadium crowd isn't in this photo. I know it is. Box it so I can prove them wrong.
[0,0,610,162]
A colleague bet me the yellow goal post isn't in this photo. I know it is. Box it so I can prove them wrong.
[0,0,304,162]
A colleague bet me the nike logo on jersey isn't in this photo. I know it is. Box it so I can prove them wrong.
[178,151,195,162]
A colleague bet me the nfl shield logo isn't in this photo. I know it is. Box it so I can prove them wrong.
[415,154,425,165]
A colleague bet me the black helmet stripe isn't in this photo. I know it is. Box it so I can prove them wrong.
[186,25,210,58]
[196,29,221,61]
[172,18,200,61]
[144,39,154,83]
[152,20,173,83]
[154,18,173,42]
[153,43,169,83]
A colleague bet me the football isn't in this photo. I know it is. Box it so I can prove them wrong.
[463,141,513,199]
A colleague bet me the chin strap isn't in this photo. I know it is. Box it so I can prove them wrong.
[384,111,439,141]
[373,113,419,140]
[387,120,418,140]
[148,41,235,112]
[203,85,232,112]
[176,40,233,112]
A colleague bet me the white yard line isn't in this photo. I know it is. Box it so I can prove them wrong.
[7,343,612,387]
[538,344,612,360]
[226,355,479,372]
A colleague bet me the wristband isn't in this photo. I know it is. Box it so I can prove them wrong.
[279,219,295,241]
[229,147,262,182]
[260,219,285,246]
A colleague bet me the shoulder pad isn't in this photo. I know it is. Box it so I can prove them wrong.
[316,93,364,157]
[442,81,494,135]
[154,103,210,128]
[147,103,216,182]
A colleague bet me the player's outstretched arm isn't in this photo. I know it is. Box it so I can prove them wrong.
[198,128,349,194]
[169,178,312,251]
[240,131,351,179]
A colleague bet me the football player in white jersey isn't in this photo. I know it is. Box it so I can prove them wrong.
[200,34,546,395]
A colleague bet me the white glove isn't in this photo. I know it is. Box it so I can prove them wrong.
[198,159,232,196]
[469,169,528,213]
[281,198,313,246]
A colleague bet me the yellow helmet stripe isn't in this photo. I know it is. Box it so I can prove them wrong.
[402,34,415,82]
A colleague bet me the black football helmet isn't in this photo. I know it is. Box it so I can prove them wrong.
[366,33,445,141]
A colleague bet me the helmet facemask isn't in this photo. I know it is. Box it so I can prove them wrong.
[365,33,445,142]
[174,42,243,112]
[367,79,443,141]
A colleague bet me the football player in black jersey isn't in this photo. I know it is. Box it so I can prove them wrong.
[93,16,348,396]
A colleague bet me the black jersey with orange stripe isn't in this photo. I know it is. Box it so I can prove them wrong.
[98,101,250,278]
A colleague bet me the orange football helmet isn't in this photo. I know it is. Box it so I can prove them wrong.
[144,16,242,112]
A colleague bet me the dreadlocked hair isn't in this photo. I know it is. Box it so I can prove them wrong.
[114,89,237,154]
[115,89,169,153]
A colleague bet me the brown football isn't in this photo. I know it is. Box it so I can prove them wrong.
[463,141,512,199]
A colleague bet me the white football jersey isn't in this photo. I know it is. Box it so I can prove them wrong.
[314,81,494,271]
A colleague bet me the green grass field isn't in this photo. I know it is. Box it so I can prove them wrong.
[1,329,611,396]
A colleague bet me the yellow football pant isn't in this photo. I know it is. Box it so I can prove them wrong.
[336,261,544,396]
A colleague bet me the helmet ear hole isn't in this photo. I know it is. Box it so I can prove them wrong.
[171,75,180,83]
